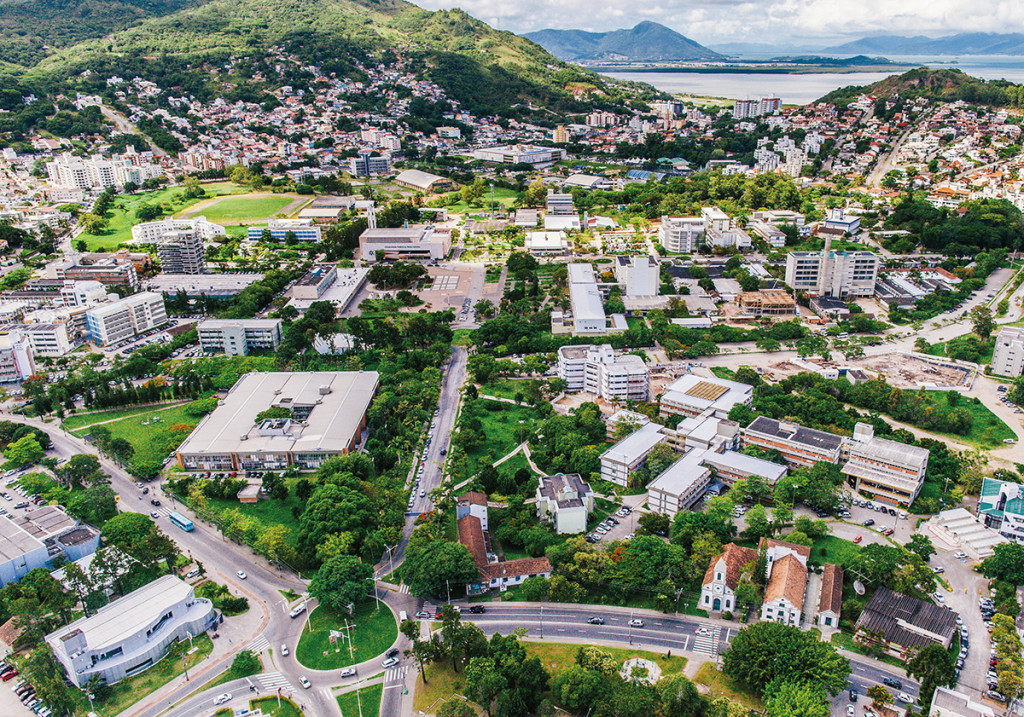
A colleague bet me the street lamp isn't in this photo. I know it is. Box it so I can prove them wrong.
[367,577,380,610]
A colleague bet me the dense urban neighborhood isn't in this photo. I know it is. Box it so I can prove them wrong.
[2,1,1024,717]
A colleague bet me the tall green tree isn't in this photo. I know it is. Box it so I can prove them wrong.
[308,554,373,612]
[722,622,850,696]
[906,643,955,706]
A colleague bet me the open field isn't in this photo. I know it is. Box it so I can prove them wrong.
[251,697,304,717]
[81,182,245,250]
[463,399,545,475]
[62,402,187,432]
[296,602,397,670]
[187,194,300,224]
[692,662,763,710]
[336,684,382,717]
[810,535,863,565]
[206,477,304,550]
[68,402,198,465]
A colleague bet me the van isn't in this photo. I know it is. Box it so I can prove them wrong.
[289,604,307,619]
[399,611,408,623]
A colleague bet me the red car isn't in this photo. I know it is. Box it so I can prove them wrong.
[1,669,17,681]
[853,535,863,544]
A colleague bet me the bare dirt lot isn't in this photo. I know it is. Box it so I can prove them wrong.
[850,352,973,388]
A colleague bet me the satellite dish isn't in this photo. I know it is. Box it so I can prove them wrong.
[853,580,866,595]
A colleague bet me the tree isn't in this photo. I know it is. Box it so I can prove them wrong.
[983,542,1024,585]
[866,685,891,708]
[402,539,479,597]
[4,435,42,466]
[309,555,372,612]
[742,505,772,541]
[763,679,830,717]
[465,657,506,717]
[907,643,955,706]
[551,665,607,713]
[437,700,476,717]
[971,306,994,339]
[402,619,443,683]
[56,454,105,488]
[231,650,261,677]
[722,622,850,696]
[637,512,670,537]
[905,534,936,562]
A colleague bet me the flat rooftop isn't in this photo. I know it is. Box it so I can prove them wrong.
[16,505,78,541]
[601,423,665,465]
[199,319,282,330]
[176,371,380,457]
[144,273,264,295]
[297,265,335,287]
[746,416,844,451]
[0,515,45,562]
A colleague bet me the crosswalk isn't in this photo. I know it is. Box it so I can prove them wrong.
[398,583,410,594]
[246,636,269,653]
[691,625,721,656]
[384,666,408,683]
[256,672,293,693]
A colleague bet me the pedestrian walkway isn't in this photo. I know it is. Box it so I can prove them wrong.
[384,666,408,683]
[256,672,293,693]
[691,626,721,657]
[246,635,269,653]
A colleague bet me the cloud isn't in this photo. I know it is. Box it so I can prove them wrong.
[410,0,1024,44]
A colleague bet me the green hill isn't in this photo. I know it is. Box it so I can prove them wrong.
[817,67,1024,108]
[2,0,657,119]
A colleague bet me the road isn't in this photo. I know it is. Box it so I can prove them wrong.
[100,105,168,157]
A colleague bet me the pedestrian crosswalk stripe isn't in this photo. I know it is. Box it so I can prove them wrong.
[385,666,408,682]
[247,636,270,653]
[398,583,410,594]
[691,625,721,656]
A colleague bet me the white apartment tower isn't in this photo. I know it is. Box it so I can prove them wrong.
[557,344,649,402]
[85,292,167,346]
[785,238,879,299]
[992,327,1024,377]
[659,216,704,253]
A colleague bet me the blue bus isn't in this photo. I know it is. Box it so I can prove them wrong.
[168,511,194,532]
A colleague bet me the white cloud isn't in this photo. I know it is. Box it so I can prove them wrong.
[410,0,1024,45]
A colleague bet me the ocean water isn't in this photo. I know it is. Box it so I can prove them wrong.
[602,55,1024,105]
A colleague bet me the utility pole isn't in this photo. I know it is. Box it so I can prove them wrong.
[539,605,543,639]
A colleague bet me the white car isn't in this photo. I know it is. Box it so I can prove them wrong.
[696,627,713,636]
[281,644,289,656]
[213,693,232,706]
[628,619,644,627]
[382,657,400,668]
[300,676,311,689]
[236,571,247,580]
[897,693,914,704]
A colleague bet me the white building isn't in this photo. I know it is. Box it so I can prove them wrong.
[0,331,34,382]
[567,263,607,335]
[85,292,167,346]
[614,256,659,297]
[785,241,879,299]
[599,422,667,486]
[46,575,216,688]
[130,217,225,245]
[759,539,810,625]
[536,473,594,534]
[197,319,283,356]
[930,687,995,717]
[659,216,704,253]
[46,153,162,190]
[732,97,782,119]
[524,231,569,256]
[659,374,753,419]
[456,492,490,531]
[155,227,205,275]
[546,191,575,215]
[841,423,929,507]
[557,344,648,402]
[991,326,1024,377]
[313,333,356,355]
[824,208,861,235]
[60,280,112,308]
[358,226,450,262]
[471,145,565,165]
[647,449,713,515]
[16,321,77,357]
[246,219,321,243]
[701,543,757,613]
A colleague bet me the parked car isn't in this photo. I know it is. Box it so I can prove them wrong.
[213,693,232,706]
[863,519,875,527]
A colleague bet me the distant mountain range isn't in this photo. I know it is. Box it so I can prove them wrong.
[821,33,1024,56]
[523,21,723,62]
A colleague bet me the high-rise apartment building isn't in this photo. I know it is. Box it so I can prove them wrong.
[85,292,167,346]
[784,239,879,299]
[991,327,1024,377]
[659,216,704,253]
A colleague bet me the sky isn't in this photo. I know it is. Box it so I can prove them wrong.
[409,0,1024,46]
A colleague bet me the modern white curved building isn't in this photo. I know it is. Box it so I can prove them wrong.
[130,216,226,244]
[46,575,216,687]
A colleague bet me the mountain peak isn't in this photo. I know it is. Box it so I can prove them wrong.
[524,21,722,63]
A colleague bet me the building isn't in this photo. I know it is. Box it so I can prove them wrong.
[197,319,283,356]
[841,423,929,507]
[929,687,995,717]
[742,416,844,468]
[60,280,112,308]
[701,543,757,613]
[46,575,217,688]
[289,267,368,314]
[699,450,787,486]
[0,330,34,382]
[759,538,810,626]
[738,289,797,317]
[978,477,1024,544]
[817,563,843,628]
[358,226,450,262]
[546,191,574,216]
[394,169,456,193]
[175,371,379,471]
[567,263,608,335]
[155,227,205,275]
[293,265,338,300]
[733,97,782,119]
[809,295,851,319]
[85,292,167,346]
[348,152,392,177]
[614,256,659,297]
[143,273,264,298]
[471,145,565,165]
[247,219,321,243]
[929,507,1006,560]
[854,586,957,658]
[56,256,139,289]
[15,321,76,357]
[659,216,704,253]
[785,241,879,299]
[457,498,551,594]
[659,374,753,419]
[130,217,225,245]
[0,506,99,587]
[524,232,569,256]
[558,344,649,402]
[536,473,594,534]
[312,333,356,355]
[991,326,1024,377]
[45,152,162,190]
[647,449,713,515]
[599,422,667,486]
[824,208,861,235]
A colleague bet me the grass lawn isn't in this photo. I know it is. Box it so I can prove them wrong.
[452,329,475,346]
[81,183,244,250]
[78,635,213,717]
[926,339,994,365]
[336,684,383,717]
[926,392,1016,448]
[296,601,397,670]
[206,477,305,550]
[479,379,538,401]
[830,631,905,670]
[67,402,198,466]
[463,399,545,475]
[196,195,299,224]
[810,535,863,565]
[692,662,763,710]
[62,402,187,432]
[251,696,304,717]
[411,662,469,713]
[525,641,687,676]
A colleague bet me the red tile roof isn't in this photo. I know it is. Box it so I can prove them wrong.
[763,552,807,611]
[458,515,488,567]
[703,543,758,590]
[820,563,843,616]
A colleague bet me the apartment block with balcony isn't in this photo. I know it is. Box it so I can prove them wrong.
[658,216,704,253]
[198,319,283,356]
[84,292,167,346]
[557,344,649,402]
